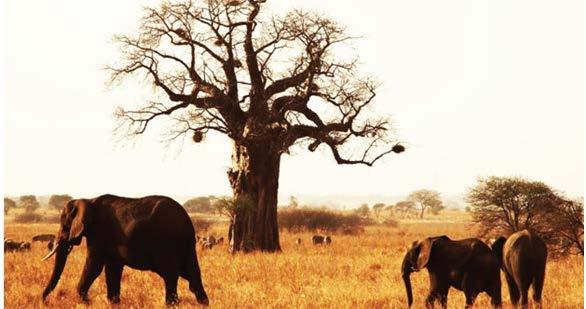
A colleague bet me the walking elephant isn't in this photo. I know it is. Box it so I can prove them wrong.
[491,230,547,308]
[41,194,209,306]
[401,235,502,308]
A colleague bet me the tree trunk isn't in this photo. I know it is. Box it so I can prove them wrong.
[227,141,281,252]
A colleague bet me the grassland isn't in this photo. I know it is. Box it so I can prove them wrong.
[4,211,584,308]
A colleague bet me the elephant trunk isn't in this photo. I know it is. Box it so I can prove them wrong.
[42,243,71,300]
[401,251,414,307]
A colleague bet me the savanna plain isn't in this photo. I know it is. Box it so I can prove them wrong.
[4,210,584,308]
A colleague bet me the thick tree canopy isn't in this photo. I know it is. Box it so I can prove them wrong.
[109,0,400,164]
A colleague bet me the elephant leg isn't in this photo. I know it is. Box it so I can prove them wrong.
[504,272,520,306]
[425,292,437,309]
[105,264,123,304]
[488,283,502,308]
[163,273,179,305]
[462,273,478,308]
[77,255,105,302]
[532,265,545,308]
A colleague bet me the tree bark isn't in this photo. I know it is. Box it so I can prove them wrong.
[227,141,281,252]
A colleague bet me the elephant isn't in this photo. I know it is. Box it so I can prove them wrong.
[216,237,224,245]
[47,239,55,252]
[33,234,56,242]
[401,235,502,308]
[312,235,332,245]
[41,194,209,306]
[491,230,547,308]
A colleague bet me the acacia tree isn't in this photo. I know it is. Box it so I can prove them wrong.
[467,176,559,237]
[48,194,72,210]
[109,0,402,252]
[407,189,443,219]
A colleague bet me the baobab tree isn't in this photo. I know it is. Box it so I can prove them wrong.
[109,0,403,252]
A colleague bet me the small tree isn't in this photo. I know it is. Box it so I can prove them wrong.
[467,176,559,237]
[288,196,299,209]
[4,197,16,215]
[372,203,385,219]
[183,196,214,213]
[213,196,254,252]
[354,204,370,218]
[48,194,73,210]
[544,199,584,255]
[407,189,444,219]
[394,200,416,218]
[19,195,40,213]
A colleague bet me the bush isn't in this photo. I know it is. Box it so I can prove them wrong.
[13,212,43,223]
[278,208,372,234]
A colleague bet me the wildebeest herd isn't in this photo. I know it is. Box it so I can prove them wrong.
[5,194,550,308]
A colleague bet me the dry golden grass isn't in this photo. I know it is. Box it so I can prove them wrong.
[4,218,583,308]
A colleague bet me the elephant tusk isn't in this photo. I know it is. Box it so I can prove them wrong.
[41,244,60,261]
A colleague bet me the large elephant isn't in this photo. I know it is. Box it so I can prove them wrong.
[491,230,547,308]
[401,235,502,308]
[41,194,209,306]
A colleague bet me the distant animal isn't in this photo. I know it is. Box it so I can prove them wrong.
[4,240,21,252]
[4,239,30,252]
[216,237,224,245]
[312,235,331,245]
[491,230,547,309]
[208,235,216,245]
[402,235,502,308]
[47,239,55,251]
[19,242,31,251]
[41,195,209,306]
[295,238,302,245]
[32,234,56,242]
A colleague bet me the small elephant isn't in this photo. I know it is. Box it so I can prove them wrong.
[32,234,56,242]
[47,239,55,252]
[312,235,331,245]
[491,230,547,309]
[216,237,224,245]
[402,235,501,308]
[42,195,209,306]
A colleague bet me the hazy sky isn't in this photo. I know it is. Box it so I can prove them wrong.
[2,0,584,200]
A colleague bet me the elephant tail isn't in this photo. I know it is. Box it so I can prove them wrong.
[185,239,209,305]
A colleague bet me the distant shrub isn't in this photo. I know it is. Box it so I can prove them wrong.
[14,212,43,223]
[278,208,372,234]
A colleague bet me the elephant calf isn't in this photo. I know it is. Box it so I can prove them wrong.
[491,230,547,309]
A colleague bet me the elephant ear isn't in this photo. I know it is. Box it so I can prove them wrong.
[416,238,435,270]
[68,200,92,244]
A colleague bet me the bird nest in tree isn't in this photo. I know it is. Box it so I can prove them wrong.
[192,132,204,143]
[391,144,405,153]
